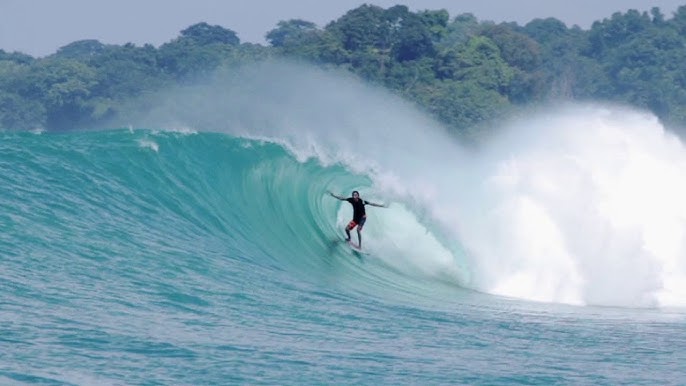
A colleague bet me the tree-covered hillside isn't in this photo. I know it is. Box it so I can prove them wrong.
[2,5,686,137]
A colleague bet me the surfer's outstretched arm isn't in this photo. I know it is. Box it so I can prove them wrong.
[366,200,388,208]
[328,191,346,200]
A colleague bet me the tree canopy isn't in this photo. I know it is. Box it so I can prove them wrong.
[2,5,686,137]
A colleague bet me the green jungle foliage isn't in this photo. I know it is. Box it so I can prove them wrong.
[2,6,686,138]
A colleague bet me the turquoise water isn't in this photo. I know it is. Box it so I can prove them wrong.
[1,128,685,385]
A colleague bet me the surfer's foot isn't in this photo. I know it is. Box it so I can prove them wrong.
[345,237,350,242]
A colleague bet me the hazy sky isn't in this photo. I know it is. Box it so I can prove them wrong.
[1,0,684,57]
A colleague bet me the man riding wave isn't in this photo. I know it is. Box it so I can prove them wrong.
[328,190,386,249]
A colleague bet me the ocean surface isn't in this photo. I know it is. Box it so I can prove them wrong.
[1,120,685,385]
[2,62,686,384]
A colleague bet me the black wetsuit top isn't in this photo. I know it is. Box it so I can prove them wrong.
[346,198,368,222]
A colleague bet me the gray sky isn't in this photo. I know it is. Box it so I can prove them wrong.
[1,0,684,57]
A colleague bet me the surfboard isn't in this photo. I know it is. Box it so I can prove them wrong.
[347,240,369,255]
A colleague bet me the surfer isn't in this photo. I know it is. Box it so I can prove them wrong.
[328,190,386,249]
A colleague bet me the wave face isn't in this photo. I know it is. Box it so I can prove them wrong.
[0,129,466,306]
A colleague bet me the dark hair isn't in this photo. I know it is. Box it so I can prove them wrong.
[352,190,359,196]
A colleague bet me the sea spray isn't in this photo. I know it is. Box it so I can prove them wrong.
[459,105,686,307]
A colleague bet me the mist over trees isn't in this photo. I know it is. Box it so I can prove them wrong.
[2,6,686,138]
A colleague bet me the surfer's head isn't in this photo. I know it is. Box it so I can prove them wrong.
[352,190,359,200]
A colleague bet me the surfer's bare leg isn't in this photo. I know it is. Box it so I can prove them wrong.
[357,228,362,248]
[345,225,351,241]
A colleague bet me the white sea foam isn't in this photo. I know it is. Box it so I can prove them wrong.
[457,105,686,307]
[138,139,159,152]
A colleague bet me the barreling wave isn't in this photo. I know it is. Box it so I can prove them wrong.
[3,61,686,309]
[0,129,467,311]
